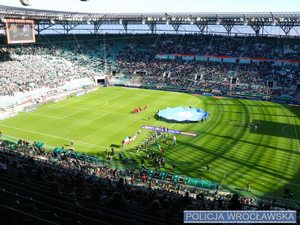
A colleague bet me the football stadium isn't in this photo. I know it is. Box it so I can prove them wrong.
[0,0,300,224]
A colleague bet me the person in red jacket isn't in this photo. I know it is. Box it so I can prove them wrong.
[131,175,135,184]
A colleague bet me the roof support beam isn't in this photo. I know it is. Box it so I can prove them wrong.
[171,23,181,34]
[223,24,234,35]
[250,22,264,36]
[34,22,55,34]
[93,21,102,34]
[195,23,207,33]
[35,23,40,35]
[62,21,78,34]
[122,21,128,34]
[147,22,156,34]
[279,22,295,35]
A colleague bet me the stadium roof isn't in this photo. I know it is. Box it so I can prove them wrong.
[0,5,300,36]
[1,5,299,23]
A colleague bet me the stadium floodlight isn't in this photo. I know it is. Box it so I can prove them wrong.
[19,0,30,6]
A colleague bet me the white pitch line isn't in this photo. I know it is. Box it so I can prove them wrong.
[168,123,176,129]
[60,94,121,119]
[28,102,107,120]
[219,173,227,188]
[292,116,300,152]
[0,124,108,150]
[23,94,121,120]
[27,113,64,120]
[60,101,109,119]
[282,125,294,138]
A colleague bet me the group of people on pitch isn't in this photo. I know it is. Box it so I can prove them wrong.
[133,105,148,114]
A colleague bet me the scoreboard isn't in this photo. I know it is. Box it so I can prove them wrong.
[5,19,35,44]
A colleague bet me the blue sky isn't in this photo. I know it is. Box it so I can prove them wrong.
[0,0,299,13]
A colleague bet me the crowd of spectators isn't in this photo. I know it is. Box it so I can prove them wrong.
[0,41,111,96]
[116,35,300,98]
[117,59,299,97]
[117,34,300,60]
[1,136,285,224]
[0,34,299,99]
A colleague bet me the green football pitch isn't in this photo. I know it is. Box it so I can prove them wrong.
[1,86,300,202]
